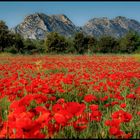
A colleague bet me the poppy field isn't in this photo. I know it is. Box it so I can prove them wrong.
[0,54,140,138]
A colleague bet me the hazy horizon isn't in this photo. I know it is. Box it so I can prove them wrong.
[1,2,140,28]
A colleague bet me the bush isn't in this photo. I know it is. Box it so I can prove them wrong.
[44,32,69,53]
[73,32,88,54]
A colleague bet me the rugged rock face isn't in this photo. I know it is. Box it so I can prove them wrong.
[12,13,140,39]
[13,13,80,40]
[82,16,140,38]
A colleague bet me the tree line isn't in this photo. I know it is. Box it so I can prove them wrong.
[1,20,140,54]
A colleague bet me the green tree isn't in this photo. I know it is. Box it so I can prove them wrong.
[45,32,68,53]
[119,31,140,53]
[13,33,24,53]
[73,32,88,54]
[97,36,118,53]
[87,36,97,53]
[32,39,45,54]
[23,39,37,54]
[0,21,13,52]
[65,37,75,54]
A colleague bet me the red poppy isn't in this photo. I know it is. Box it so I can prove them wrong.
[90,110,102,122]
[45,103,50,109]
[126,93,136,99]
[112,110,132,123]
[53,109,72,125]
[123,133,132,139]
[137,111,140,116]
[100,95,108,101]
[109,127,124,137]
[105,119,121,128]
[49,96,56,101]
[56,98,65,104]
[23,123,45,138]
[52,104,63,113]
[111,101,119,106]
[84,94,98,103]
[89,104,99,111]
[65,102,86,117]
[109,127,120,135]
[104,103,111,107]
[34,106,49,115]
[135,87,140,95]
[122,112,132,122]
[120,103,126,108]
[36,112,51,124]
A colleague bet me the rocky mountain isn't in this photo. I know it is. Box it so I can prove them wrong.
[82,16,140,38]
[12,13,140,39]
[13,13,81,40]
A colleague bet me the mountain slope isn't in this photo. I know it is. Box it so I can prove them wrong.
[13,13,80,39]
[82,16,140,38]
[12,13,140,39]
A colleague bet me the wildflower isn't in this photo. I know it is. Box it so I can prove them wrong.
[84,94,98,103]
[126,93,136,99]
[89,104,99,111]
[120,103,126,108]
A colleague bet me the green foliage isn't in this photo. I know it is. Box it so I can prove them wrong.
[1,20,140,55]
[33,39,45,54]
[5,46,18,54]
[119,31,140,53]
[97,36,118,53]
[24,39,36,53]
[73,32,88,54]
[0,21,13,52]
[44,32,68,54]
[65,37,75,54]
[87,36,97,53]
[13,33,24,53]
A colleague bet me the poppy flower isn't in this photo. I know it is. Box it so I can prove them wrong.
[104,103,111,107]
[49,96,56,101]
[111,101,119,106]
[65,102,86,117]
[100,95,108,101]
[90,110,102,122]
[36,112,51,124]
[109,127,120,135]
[109,127,124,137]
[34,106,49,115]
[126,94,136,99]
[56,98,65,104]
[52,104,63,113]
[137,111,140,116]
[112,110,132,123]
[135,87,140,95]
[105,119,121,128]
[120,103,126,108]
[122,112,132,122]
[54,109,72,125]
[84,94,98,103]
[54,113,67,124]
[123,133,132,139]
[89,104,99,111]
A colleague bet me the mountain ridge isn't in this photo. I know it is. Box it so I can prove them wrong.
[12,13,140,39]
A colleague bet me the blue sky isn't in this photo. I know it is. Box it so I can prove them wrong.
[1,2,140,28]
